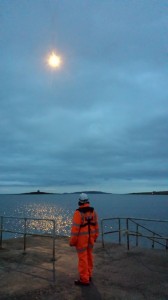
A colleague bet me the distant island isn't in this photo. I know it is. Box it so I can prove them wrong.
[129,191,168,195]
[20,190,54,195]
[20,190,112,195]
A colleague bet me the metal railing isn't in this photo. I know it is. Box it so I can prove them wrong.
[101,217,168,250]
[0,216,56,261]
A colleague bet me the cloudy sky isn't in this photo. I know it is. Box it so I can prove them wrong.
[0,0,168,194]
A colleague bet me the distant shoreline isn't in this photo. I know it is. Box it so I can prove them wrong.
[129,191,168,195]
[19,190,112,195]
[0,190,168,195]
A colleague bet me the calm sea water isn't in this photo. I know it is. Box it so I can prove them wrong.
[0,193,167,247]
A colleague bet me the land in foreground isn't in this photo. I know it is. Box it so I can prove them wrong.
[0,236,167,300]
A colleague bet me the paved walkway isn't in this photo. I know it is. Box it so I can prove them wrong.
[0,236,168,299]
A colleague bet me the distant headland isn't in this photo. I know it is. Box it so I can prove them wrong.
[129,191,168,195]
[20,190,112,195]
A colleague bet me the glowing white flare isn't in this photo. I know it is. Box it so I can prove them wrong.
[48,52,61,68]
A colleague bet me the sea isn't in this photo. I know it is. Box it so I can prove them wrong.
[0,193,167,249]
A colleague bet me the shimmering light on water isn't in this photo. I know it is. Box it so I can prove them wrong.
[21,204,73,236]
[0,195,75,238]
[0,194,168,245]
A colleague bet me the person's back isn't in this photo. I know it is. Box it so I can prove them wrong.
[69,193,99,285]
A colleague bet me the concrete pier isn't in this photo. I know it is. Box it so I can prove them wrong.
[0,236,167,299]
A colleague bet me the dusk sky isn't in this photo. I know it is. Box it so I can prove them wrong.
[0,0,168,194]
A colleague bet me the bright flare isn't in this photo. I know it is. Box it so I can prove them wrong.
[48,52,61,68]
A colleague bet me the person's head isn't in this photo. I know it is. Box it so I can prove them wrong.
[78,193,90,206]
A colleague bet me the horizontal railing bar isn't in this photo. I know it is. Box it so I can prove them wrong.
[0,216,55,222]
[0,229,53,237]
[101,217,126,221]
[103,230,119,235]
[101,217,168,223]
[22,233,55,238]
[103,229,126,235]
[1,230,25,234]
[128,217,168,223]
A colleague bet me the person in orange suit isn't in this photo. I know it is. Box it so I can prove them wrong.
[69,193,99,286]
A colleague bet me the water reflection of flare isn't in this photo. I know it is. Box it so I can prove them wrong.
[20,204,73,236]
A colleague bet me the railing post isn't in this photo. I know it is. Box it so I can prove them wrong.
[136,224,139,247]
[101,219,105,248]
[118,218,121,244]
[126,218,130,250]
[52,220,56,261]
[23,218,27,254]
[0,216,3,248]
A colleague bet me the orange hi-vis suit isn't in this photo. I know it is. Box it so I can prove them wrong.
[70,203,99,284]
